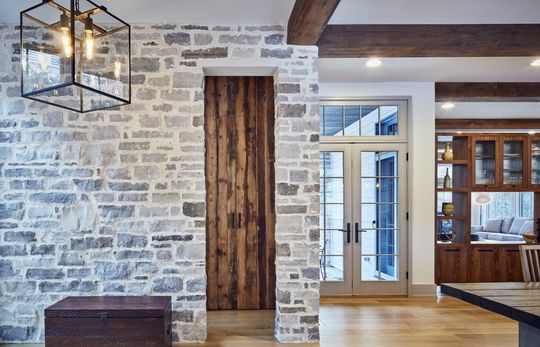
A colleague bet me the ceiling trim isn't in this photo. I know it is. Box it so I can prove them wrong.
[318,24,540,58]
[287,0,341,45]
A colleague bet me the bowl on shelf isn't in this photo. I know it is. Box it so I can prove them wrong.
[523,234,537,244]
[441,202,455,216]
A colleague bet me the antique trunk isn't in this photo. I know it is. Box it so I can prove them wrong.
[45,296,172,347]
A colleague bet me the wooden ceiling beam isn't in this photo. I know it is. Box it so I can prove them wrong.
[436,83,540,102]
[287,0,341,45]
[318,24,540,57]
[436,119,540,130]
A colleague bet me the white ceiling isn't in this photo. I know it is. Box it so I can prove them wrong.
[435,102,540,119]
[331,0,540,24]
[319,58,540,83]
[0,0,296,25]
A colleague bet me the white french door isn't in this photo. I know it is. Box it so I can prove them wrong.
[320,143,408,295]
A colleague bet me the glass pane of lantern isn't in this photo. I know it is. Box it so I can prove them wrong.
[21,2,72,95]
[28,85,81,111]
[75,0,130,103]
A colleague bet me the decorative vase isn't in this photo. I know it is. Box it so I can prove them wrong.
[442,202,455,216]
[443,168,452,189]
[442,142,453,161]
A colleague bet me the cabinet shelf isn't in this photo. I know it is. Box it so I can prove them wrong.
[436,188,468,192]
[437,160,468,165]
[436,215,467,220]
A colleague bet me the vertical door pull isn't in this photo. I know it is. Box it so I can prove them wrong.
[341,223,351,243]
[237,213,242,228]
[231,213,236,229]
[355,223,360,243]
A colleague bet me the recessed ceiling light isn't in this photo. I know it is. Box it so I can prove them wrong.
[441,103,455,110]
[366,58,382,68]
[531,59,540,67]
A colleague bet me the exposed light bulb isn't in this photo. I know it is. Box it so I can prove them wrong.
[366,58,382,68]
[114,60,121,79]
[441,103,455,110]
[529,130,536,135]
[531,59,540,67]
[60,13,71,58]
[85,17,94,60]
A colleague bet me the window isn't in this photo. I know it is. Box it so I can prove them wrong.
[320,104,399,137]
[471,192,534,226]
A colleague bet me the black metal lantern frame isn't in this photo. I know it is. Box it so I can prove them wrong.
[20,0,131,113]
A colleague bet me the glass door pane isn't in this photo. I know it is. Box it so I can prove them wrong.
[503,140,523,185]
[475,140,496,185]
[360,151,400,281]
[532,140,540,185]
[320,151,345,281]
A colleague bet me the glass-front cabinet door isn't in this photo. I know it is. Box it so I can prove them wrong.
[501,136,525,188]
[531,138,540,187]
[472,137,498,188]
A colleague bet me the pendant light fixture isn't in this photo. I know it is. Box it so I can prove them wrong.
[20,0,131,113]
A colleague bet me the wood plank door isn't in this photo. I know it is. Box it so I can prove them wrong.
[205,76,276,310]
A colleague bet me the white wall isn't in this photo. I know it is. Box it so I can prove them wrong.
[320,82,436,295]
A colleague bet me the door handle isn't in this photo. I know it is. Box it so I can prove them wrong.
[231,213,236,229]
[341,223,351,243]
[237,213,241,228]
[355,223,359,243]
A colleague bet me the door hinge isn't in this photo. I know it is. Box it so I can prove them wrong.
[406,152,409,161]
[406,271,409,280]
[406,212,409,221]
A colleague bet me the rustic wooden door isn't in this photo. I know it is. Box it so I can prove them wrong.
[205,76,276,310]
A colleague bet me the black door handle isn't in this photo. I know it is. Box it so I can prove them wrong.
[341,223,351,243]
[355,223,359,243]
[231,213,236,229]
[238,213,241,228]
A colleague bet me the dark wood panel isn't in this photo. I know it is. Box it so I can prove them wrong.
[500,247,525,282]
[319,24,540,58]
[468,246,500,282]
[287,0,341,45]
[205,76,275,310]
[436,245,468,284]
[436,119,540,130]
[436,83,540,102]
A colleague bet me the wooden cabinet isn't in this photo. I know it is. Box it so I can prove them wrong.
[468,246,500,282]
[436,244,524,284]
[436,245,468,284]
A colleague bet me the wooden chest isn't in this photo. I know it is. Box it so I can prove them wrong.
[45,296,172,347]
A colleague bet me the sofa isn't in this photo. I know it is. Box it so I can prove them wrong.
[472,217,534,242]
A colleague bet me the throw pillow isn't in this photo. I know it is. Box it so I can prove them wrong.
[519,220,534,235]
[509,217,528,234]
[484,219,503,233]
[500,217,514,234]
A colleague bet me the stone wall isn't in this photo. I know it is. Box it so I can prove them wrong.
[0,23,319,343]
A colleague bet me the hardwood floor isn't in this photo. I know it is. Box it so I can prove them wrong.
[0,296,518,347]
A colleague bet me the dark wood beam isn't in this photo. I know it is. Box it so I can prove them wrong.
[287,0,341,45]
[318,24,540,57]
[436,83,540,102]
[436,119,540,130]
